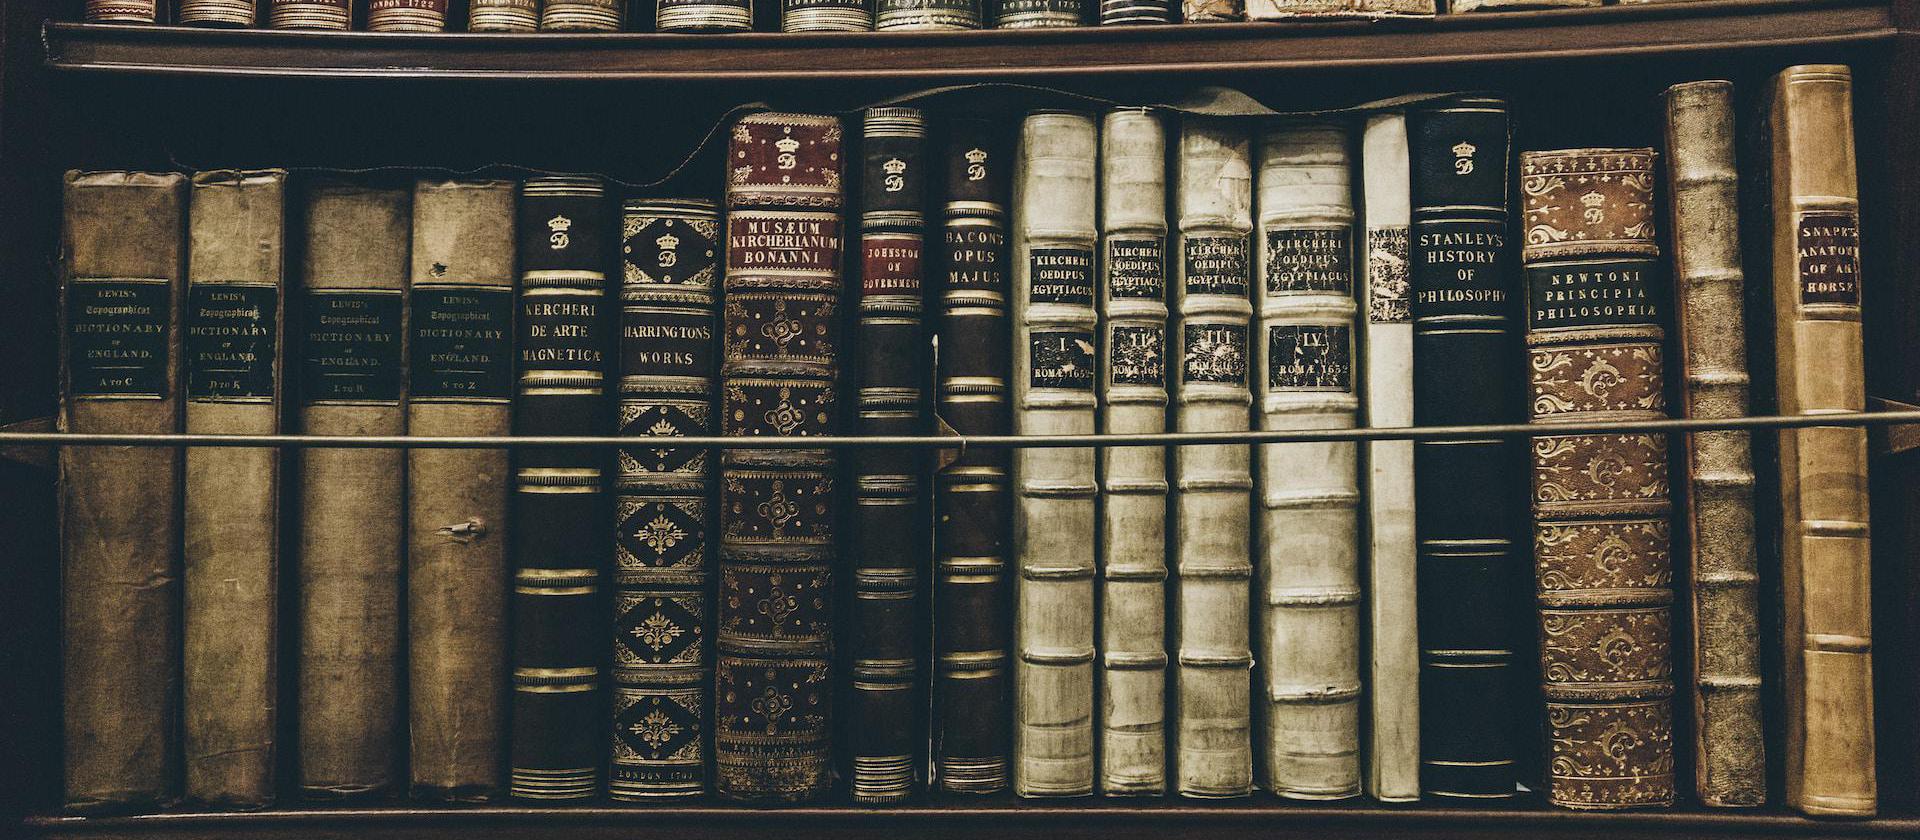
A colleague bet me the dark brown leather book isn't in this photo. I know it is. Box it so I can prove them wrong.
[994,0,1083,27]
[296,180,409,800]
[269,0,351,28]
[183,169,285,811]
[849,106,930,804]
[611,198,720,800]
[511,175,614,801]
[1519,148,1676,810]
[782,0,871,30]
[60,170,187,813]
[369,0,448,30]
[717,111,845,802]
[933,116,1014,796]
[405,179,516,802]
[875,0,980,29]
[541,0,622,29]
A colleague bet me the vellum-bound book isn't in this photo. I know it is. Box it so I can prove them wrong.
[1252,121,1361,801]
[1245,0,1431,18]
[1451,0,1594,11]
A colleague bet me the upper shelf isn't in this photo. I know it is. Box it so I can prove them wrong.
[41,0,1898,81]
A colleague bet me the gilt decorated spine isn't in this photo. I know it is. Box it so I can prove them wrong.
[181,0,256,27]
[1662,79,1766,809]
[1765,64,1876,819]
[1519,148,1676,810]
[269,0,351,29]
[1011,110,1099,799]
[469,0,540,30]
[1408,96,1524,802]
[511,175,612,802]
[876,0,981,28]
[782,0,873,31]
[1244,0,1432,18]
[60,171,187,813]
[718,112,844,803]
[656,0,751,30]
[934,116,1015,796]
[1100,0,1170,24]
[1096,107,1169,797]
[1171,117,1254,800]
[369,0,448,30]
[1252,122,1361,801]
[87,0,159,22]
[542,0,622,30]
[296,181,408,800]
[183,169,285,810]
[406,180,516,802]
[995,0,1083,28]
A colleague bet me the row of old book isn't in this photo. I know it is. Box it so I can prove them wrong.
[58,64,1871,816]
[84,0,1687,31]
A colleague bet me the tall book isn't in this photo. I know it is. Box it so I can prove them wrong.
[511,175,612,802]
[60,170,187,812]
[933,116,1015,796]
[1011,110,1098,799]
[183,169,285,810]
[876,0,981,28]
[1408,96,1524,801]
[995,0,1082,27]
[1096,107,1169,797]
[1662,79,1766,809]
[1763,64,1876,818]
[612,198,720,800]
[1519,148,1676,810]
[406,179,516,801]
[1245,0,1431,18]
[1358,112,1420,804]
[718,112,845,802]
[849,107,930,804]
[1252,121,1361,801]
[783,0,872,30]
[270,0,351,29]
[296,181,408,799]
[469,0,540,30]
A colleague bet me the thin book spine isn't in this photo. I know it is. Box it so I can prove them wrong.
[1011,109,1099,799]
[1661,79,1766,809]
[405,179,517,802]
[1096,107,1170,797]
[1252,121,1361,801]
[933,116,1014,796]
[511,175,613,802]
[611,198,720,800]
[296,181,409,800]
[60,170,187,813]
[1170,116,1254,800]
[1358,112,1420,804]
[183,169,285,811]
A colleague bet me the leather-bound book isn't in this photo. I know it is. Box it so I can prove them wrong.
[1519,148,1675,810]
[1662,80,1765,809]
[181,0,255,26]
[995,0,1083,28]
[370,0,447,30]
[656,0,750,30]
[1096,107,1169,797]
[1359,112,1419,804]
[782,0,872,31]
[1244,0,1430,18]
[612,198,719,800]
[1181,0,1241,22]
[1171,117,1254,800]
[296,181,408,800]
[1011,110,1098,799]
[1252,121,1360,801]
[469,0,540,30]
[876,0,980,28]
[1099,0,1170,24]
[86,0,158,21]
[511,175,613,802]
[718,112,844,802]
[849,107,930,804]
[270,0,351,29]
[1408,95,1524,802]
[933,116,1014,796]
[1762,64,1875,819]
[542,0,622,29]
[183,169,285,811]
[60,171,187,813]
[406,180,516,802]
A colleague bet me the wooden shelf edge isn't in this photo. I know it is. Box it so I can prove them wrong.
[41,0,1897,80]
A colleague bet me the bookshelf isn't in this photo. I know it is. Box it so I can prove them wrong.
[6,0,1920,835]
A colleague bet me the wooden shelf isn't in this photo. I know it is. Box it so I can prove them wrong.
[41,0,1897,81]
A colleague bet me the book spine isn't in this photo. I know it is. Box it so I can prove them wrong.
[542,0,623,29]
[1244,0,1433,18]
[1452,0,1596,10]
[612,198,720,800]
[1662,80,1766,810]
[656,0,752,30]
[181,0,256,26]
[1095,107,1169,798]
[1768,64,1876,818]
[876,0,982,29]
[1519,148,1676,810]
[60,170,187,813]
[1171,117,1254,800]
[405,179,516,802]
[1099,0,1171,24]
[1407,95,1524,802]
[86,0,158,22]
[1252,121,1361,801]
[849,107,930,804]
[783,0,873,31]
[1181,0,1243,22]
[469,0,542,30]
[1011,110,1098,799]
[933,116,1014,796]
[1358,113,1420,804]
[269,0,351,29]
[183,169,285,810]
[718,112,844,803]
[511,175,613,802]
[296,181,409,799]
[370,0,449,30]
[995,0,1083,28]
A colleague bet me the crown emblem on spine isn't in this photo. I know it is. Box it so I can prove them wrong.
[1579,190,1607,208]
[775,136,801,154]
[656,232,680,251]
[883,157,907,176]
[965,148,988,165]
[548,214,573,233]
[1451,142,1476,158]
